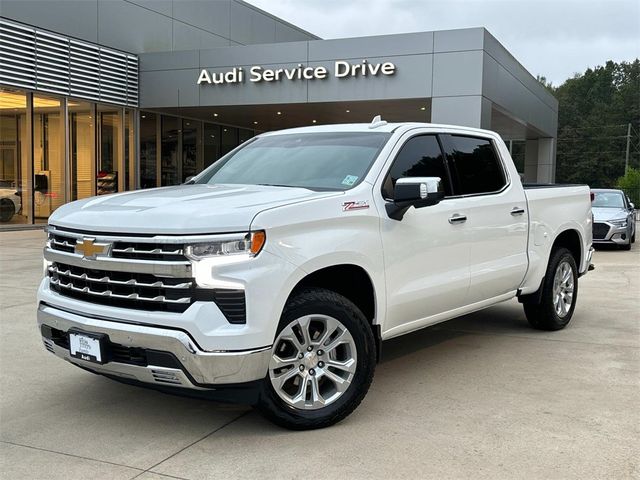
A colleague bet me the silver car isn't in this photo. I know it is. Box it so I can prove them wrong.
[591,189,636,250]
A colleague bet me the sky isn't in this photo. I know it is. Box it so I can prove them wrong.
[247,0,640,85]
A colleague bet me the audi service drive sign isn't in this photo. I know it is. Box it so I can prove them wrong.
[197,59,396,85]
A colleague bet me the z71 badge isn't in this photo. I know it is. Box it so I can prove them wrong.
[342,200,370,211]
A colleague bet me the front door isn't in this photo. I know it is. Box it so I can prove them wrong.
[377,133,471,338]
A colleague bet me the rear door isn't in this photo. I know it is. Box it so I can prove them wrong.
[441,134,529,303]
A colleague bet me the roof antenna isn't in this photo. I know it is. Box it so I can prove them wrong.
[369,115,387,129]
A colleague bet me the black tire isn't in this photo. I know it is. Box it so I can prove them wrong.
[256,288,376,430]
[524,247,578,331]
[0,198,15,222]
[631,231,635,244]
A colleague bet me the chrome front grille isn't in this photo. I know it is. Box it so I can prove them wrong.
[48,230,187,262]
[45,226,247,322]
[49,262,194,312]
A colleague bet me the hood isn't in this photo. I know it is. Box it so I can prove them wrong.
[50,184,341,234]
[592,207,628,222]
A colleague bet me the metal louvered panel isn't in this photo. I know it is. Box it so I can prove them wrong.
[0,17,138,106]
[70,39,101,101]
[126,56,139,107]
[35,30,69,95]
[99,48,129,104]
[0,19,36,89]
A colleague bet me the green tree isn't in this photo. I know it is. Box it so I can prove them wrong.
[616,167,640,206]
[549,60,640,187]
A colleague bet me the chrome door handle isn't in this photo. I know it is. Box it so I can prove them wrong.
[448,214,467,224]
[510,207,525,216]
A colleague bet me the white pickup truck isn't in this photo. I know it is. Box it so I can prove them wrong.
[38,119,593,429]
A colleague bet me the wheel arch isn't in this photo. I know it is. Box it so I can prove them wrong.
[519,227,583,305]
[552,228,583,267]
[286,263,382,360]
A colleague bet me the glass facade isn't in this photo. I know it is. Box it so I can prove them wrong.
[0,87,255,228]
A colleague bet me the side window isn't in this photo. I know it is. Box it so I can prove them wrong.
[381,135,451,199]
[446,135,506,195]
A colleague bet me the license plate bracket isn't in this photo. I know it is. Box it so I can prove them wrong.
[69,331,106,364]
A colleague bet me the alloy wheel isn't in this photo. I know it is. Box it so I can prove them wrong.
[269,314,357,410]
[552,260,574,318]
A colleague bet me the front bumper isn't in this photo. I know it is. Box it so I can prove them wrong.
[38,303,271,390]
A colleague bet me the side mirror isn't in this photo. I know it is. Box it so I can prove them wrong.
[630,202,635,210]
[386,177,445,220]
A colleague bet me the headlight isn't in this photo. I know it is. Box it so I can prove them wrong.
[610,219,628,227]
[185,231,266,260]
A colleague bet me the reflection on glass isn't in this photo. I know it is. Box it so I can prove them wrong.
[203,123,220,169]
[0,88,28,225]
[140,112,157,188]
[182,119,200,182]
[69,101,94,200]
[98,106,122,195]
[33,93,64,219]
[161,116,179,186]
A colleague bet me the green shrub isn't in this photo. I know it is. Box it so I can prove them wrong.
[616,167,640,206]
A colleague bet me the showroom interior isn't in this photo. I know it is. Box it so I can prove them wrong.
[0,0,558,229]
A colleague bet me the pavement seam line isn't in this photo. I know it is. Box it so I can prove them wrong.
[129,410,251,480]
[0,440,145,472]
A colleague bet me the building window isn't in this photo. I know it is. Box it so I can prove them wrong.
[221,126,238,156]
[140,112,157,188]
[33,93,64,220]
[203,123,220,169]
[239,128,254,145]
[69,100,95,200]
[181,119,201,183]
[0,88,28,225]
[161,115,180,186]
[97,106,123,195]
[125,109,136,190]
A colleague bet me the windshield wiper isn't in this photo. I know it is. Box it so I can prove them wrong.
[256,183,298,188]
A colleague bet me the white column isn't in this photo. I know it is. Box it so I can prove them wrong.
[537,137,556,183]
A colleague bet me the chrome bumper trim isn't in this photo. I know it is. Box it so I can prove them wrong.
[38,304,271,388]
[44,248,192,277]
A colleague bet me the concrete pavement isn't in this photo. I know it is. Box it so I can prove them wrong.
[0,229,638,479]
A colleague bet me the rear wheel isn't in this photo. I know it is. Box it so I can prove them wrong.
[257,288,376,430]
[524,248,578,331]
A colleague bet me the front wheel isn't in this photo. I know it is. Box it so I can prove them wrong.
[524,248,578,331]
[257,288,376,430]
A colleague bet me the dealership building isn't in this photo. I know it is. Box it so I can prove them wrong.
[0,0,558,228]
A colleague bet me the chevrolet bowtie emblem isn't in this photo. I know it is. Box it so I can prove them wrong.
[75,238,110,259]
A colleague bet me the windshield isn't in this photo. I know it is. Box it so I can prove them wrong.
[196,132,391,190]
[592,191,625,208]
